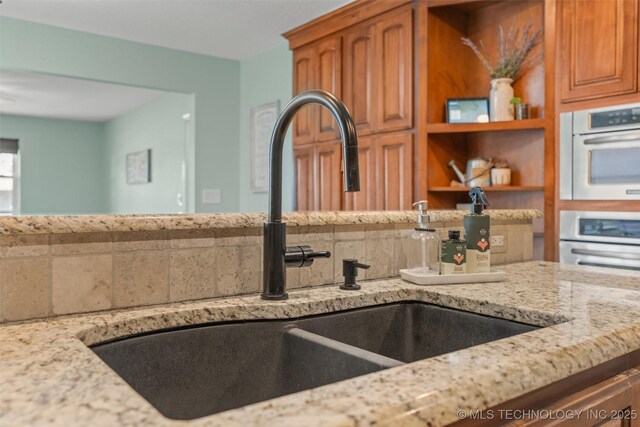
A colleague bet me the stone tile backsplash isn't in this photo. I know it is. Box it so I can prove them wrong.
[0,221,533,323]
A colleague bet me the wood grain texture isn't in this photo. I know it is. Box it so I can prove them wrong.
[344,136,376,210]
[317,36,343,141]
[375,5,413,132]
[292,45,317,145]
[343,20,377,136]
[376,131,413,210]
[293,145,315,211]
[559,0,639,103]
[316,141,343,211]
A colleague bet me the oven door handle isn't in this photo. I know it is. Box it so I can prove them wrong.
[583,132,640,145]
[577,261,640,271]
[571,248,640,261]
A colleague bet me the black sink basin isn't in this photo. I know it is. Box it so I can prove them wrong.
[91,302,539,420]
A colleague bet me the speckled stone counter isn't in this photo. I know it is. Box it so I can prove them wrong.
[0,209,541,235]
[2,262,640,426]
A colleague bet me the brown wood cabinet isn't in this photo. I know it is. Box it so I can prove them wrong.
[292,34,342,146]
[293,142,342,211]
[375,131,413,210]
[344,136,376,210]
[287,2,413,211]
[506,369,640,427]
[559,0,639,103]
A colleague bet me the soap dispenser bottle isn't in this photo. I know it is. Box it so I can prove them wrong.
[464,187,491,273]
[406,201,440,275]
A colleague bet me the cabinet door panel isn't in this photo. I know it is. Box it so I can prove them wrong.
[376,7,413,132]
[294,146,315,211]
[293,46,317,145]
[316,142,342,211]
[345,136,376,210]
[317,36,342,141]
[343,23,376,135]
[376,132,413,210]
[560,0,638,102]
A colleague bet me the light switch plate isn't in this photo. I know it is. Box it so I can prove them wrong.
[202,189,221,204]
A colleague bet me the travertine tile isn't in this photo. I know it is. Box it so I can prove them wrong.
[491,226,508,254]
[507,225,525,263]
[492,253,507,265]
[523,226,534,261]
[168,229,217,249]
[0,258,49,321]
[364,237,395,280]
[52,255,112,315]
[333,240,366,284]
[216,228,261,247]
[364,223,396,240]
[51,232,112,255]
[169,248,216,302]
[114,251,169,308]
[216,244,262,295]
[114,231,167,252]
[287,226,334,244]
[0,235,49,258]
[334,225,365,241]
[298,241,334,287]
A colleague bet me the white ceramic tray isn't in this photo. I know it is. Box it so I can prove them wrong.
[399,268,505,286]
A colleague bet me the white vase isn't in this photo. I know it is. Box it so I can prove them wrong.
[489,78,514,122]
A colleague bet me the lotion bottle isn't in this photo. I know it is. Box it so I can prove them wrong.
[464,187,491,273]
[406,201,440,275]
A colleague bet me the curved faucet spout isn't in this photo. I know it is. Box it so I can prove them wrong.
[262,90,360,300]
[268,90,360,223]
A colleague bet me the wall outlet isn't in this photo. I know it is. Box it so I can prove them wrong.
[491,234,505,247]
[202,189,221,204]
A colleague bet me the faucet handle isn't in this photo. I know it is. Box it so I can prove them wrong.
[285,245,331,268]
[340,259,370,291]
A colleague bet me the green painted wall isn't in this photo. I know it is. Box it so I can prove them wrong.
[0,17,240,212]
[0,114,107,214]
[239,43,294,212]
[104,92,194,214]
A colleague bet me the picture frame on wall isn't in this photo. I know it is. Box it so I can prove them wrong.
[446,98,490,124]
[126,149,151,184]
[250,101,279,193]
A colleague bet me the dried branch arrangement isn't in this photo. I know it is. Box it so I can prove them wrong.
[461,22,542,81]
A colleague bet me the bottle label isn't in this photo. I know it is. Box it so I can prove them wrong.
[441,241,466,275]
[464,216,491,273]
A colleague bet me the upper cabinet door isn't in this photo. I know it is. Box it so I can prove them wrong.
[375,7,413,132]
[293,45,317,145]
[316,142,342,211]
[344,136,376,211]
[293,145,316,211]
[343,22,377,136]
[317,36,343,141]
[560,0,639,103]
[375,131,413,210]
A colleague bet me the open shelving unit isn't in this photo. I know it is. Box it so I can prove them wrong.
[414,0,554,260]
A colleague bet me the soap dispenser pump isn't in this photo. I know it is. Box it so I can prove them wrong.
[406,201,440,275]
[464,187,491,273]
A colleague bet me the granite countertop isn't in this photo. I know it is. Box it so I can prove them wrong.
[3,261,639,427]
[0,209,541,235]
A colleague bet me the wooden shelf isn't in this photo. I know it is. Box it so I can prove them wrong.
[426,119,546,134]
[429,185,545,192]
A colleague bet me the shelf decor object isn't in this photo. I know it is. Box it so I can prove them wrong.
[462,23,542,122]
[446,98,489,123]
[126,149,151,185]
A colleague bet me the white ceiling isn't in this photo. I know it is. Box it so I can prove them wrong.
[0,0,353,60]
[0,71,166,122]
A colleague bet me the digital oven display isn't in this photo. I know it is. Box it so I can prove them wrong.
[591,107,640,128]
[579,218,640,239]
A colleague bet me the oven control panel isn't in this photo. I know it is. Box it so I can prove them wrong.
[591,107,640,128]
